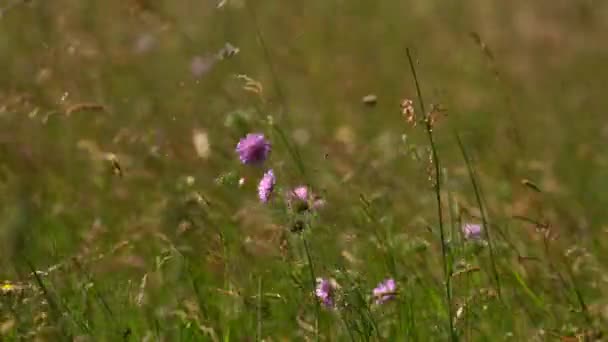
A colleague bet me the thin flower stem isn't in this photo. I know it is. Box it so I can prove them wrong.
[406,48,457,342]
[302,236,320,342]
[339,312,357,342]
[257,276,263,341]
[455,133,503,301]
[338,264,381,339]
[359,194,397,275]
[244,0,290,128]
[245,0,307,179]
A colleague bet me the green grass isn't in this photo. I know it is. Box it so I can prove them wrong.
[1,0,608,340]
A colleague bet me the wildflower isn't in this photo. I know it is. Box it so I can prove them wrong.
[401,99,415,126]
[373,278,397,304]
[287,185,325,212]
[1,282,15,294]
[236,133,271,165]
[462,223,483,240]
[315,278,337,308]
[0,282,23,296]
[258,169,275,203]
[292,186,309,201]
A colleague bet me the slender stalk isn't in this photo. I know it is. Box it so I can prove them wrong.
[25,258,85,336]
[339,312,357,342]
[543,234,592,326]
[72,259,118,328]
[359,194,397,275]
[244,0,289,126]
[302,236,320,342]
[455,133,502,300]
[244,0,307,178]
[338,263,381,339]
[257,276,263,341]
[406,48,456,341]
[565,268,591,326]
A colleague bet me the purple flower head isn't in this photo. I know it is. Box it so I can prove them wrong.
[287,185,326,212]
[236,133,271,165]
[462,223,483,240]
[292,186,309,201]
[315,278,337,308]
[373,278,397,304]
[258,169,275,203]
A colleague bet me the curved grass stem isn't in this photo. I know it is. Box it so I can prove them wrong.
[302,236,320,342]
[406,48,457,342]
[455,133,503,301]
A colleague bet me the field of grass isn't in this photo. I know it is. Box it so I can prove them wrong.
[2,0,608,340]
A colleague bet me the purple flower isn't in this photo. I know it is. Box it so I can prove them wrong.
[258,169,275,203]
[373,278,397,304]
[292,186,309,201]
[315,278,337,308]
[462,223,483,240]
[287,185,326,212]
[236,133,271,165]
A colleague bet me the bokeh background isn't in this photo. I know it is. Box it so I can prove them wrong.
[1,0,608,340]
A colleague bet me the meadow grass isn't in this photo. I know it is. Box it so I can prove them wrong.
[1,0,608,341]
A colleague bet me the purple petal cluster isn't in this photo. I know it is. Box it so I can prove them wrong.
[235,133,271,165]
[258,169,275,203]
[287,185,326,211]
[234,133,275,203]
[462,223,482,240]
[313,277,398,309]
[315,278,336,308]
[292,186,309,201]
[372,278,397,304]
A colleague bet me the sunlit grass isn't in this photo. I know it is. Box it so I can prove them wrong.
[1,0,608,340]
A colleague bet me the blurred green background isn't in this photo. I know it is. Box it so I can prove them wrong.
[2,0,608,340]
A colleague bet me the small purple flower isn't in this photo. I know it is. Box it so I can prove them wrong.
[462,223,483,240]
[373,278,397,304]
[236,133,271,165]
[287,185,326,212]
[292,186,309,201]
[258,169,275,203]
[315,278,337,308]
